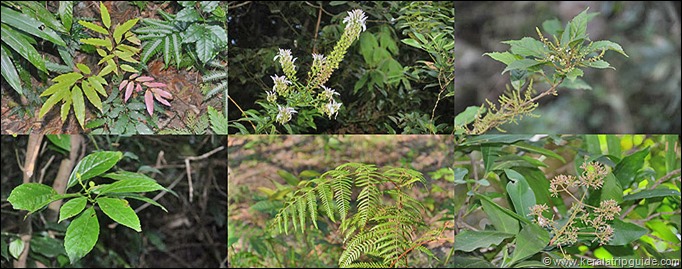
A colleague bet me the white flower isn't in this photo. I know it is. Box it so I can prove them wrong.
[343,9,367,32]
[320,85,340,100]
[271,74,292,85]
[324,99,342,119]
[274,49,297,64]
[276,105,297,124]
[312,53,326,63]
[266,90,277,103]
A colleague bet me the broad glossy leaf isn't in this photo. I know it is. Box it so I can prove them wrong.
[1,45,22,95]
[599,173,623,203]
[30,235,65,258]
[614,147,649,187]
[514,142,566,163]
[102,171,155,181]
[196,37,216,64]
[99,2,110,29]
[454,230,514,252]
[71,85,85,128]
[509,223,549,265]
[505,169,536,218]
[58,197,87,223]
[583,60,611,69]
[7,183,57,213]
[1,7,66,46]
[502,59,544,74]
[623,188,681,201]
[115,193,168,212]
[567,8,598,44]
[455,106,484,127]
[97,197,141,232]
[58,1,73,32]
[461,135,535,146]
[401,38,421,49]
[64,207,99,264]
[80,37,111,48]
[481,146,497,174]
[1,24,46,73]
[587,40,628,57]
[46,134,71,152]
[96,178,168,195]
[17,1,67,33]
[608,219,647,245]
[67,151,123,188]
[9,239,24,260]
[175,7,200,22]
[478,194,520,234]
[206,25,227,48]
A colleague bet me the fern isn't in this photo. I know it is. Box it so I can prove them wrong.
[271,163,446,268]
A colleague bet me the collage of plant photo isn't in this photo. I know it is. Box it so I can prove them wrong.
[2,1,681,269]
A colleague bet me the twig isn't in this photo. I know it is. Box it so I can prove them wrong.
[185,146,226,202]
[228,95,256,131]
[37,155,55,184]
[311,3,323,54]
[227,1,251,10]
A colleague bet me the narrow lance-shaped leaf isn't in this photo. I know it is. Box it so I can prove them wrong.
[96,178,169,195]
[1,24,47,73]
[71,85,86,128]
[99,2,110,29]
[113,18,139,44]
[1,45,22,95]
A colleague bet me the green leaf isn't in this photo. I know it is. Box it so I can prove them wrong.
[97,197,141,232]
[71,85,86,128]
[645,220,678,243]
[665,135,677,173]
[484,51,521,65]
[401,38,422,49]
[623,188,681,201]
[81,81,103,112]
[80,37,112,48]
[1,45,22,95]
[77,21,109,35]
[99,2,110,29]
[607,219,647,245]
[613,147,650,187]
[120,64,137,73]
[101,171,156,181]
[599,173,623,204]
[68,151,123,189]
[509,223,549,265]
[587,40,628,57]
[502,59,544,74]
[1,24,46,73]
[114,18,139,44]
[96,178,168,195]
[208,106,227,134]
[461,135,535,146]
[559,77,592,90]
[542,19,562,36]
[46,134,71,152]
[277,170,300,186]
[605,135,621,157]
[7,183,57,213]
[114,193,168,212]
[513,142,566,163]
[453,255,495,268]
[64,207,99,264]
[30,235,66,258]
[1,7,66,46]
[9,239,24,260]
[583,60,611,69]
[567,8,598,44]
[478,194,520,234]
[175,7,201,22]
[502,37,549,58]
[455,106,484,127]
[58,197,88,223]
[76,63,91,75]
[505,169,536,218]
[88,76,107,96]
[565,68,583,82]
[481,146,497,174]
[453,230,514,252]
[195,37,216,64]
[17,1,67,33]
[58,2,74,32]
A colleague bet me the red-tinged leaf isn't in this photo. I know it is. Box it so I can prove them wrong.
[152,88,172,99]
[135,83,142,93]
[129,73,138,80]
[119,80,128,91]
[144,90,154,115]
[134,76,155,82]
[124,82,134,102]
[153,92,171,106]
[142,82,166,88]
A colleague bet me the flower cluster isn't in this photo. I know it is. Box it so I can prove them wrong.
[264,10,365,125]
[530,160,621,257]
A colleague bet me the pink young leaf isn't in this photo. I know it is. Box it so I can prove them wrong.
[145,90,154,115]
[119,80,129,91]
[142,82,167,88]
[135,83,142,93]
[151,88,173,99]
[153,91,171,106]
[124,81,135,102]
[134,76,155,82]
[129,73,139,80]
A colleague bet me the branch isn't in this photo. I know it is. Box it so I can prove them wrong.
[185,146,226,202]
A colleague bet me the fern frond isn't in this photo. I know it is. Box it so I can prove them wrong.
[203,70,227,82]
[306,191,318,229]
[345,262,387,268]
[317,183,336,222]
[332,173,352,227]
